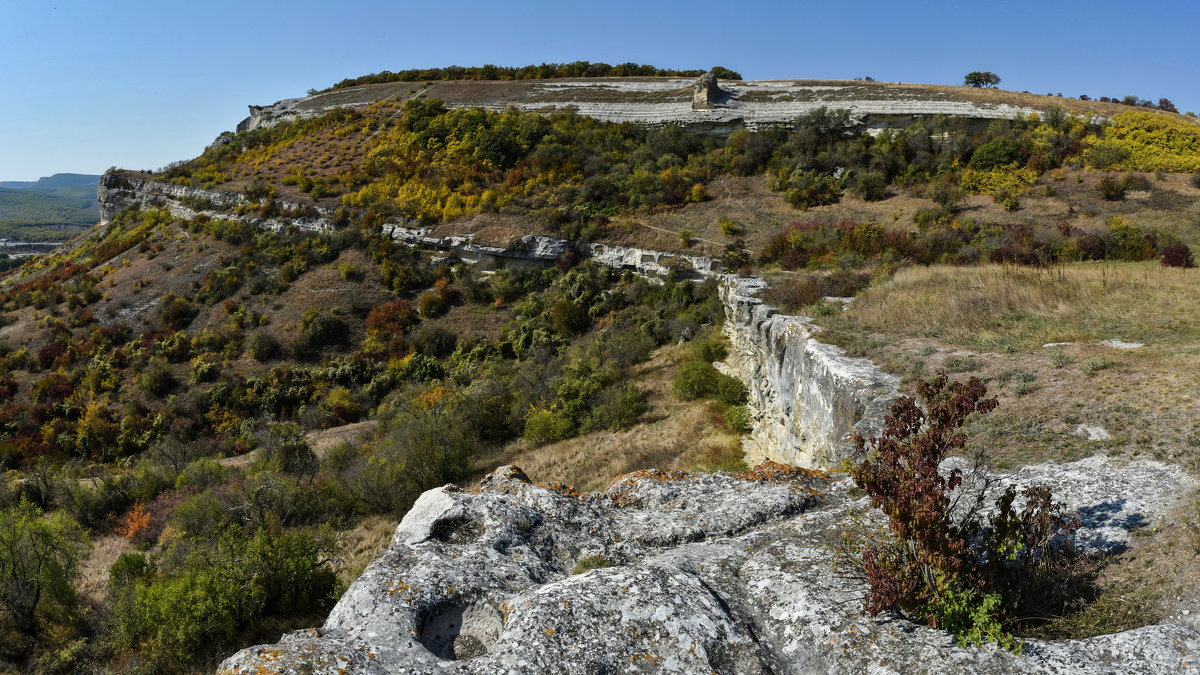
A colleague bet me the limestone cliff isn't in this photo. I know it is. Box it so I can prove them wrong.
[97,174,335,232]
[719,277,898,468]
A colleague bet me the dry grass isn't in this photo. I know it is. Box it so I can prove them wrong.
[78,535,135,604]
[336,515,397,584]
[469,341,745,492]
[812,261,1200,470]
[825,262,1200,352]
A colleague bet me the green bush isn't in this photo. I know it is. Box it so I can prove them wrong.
[851,170,889,201]
[969,139,1022,170]
[523,408,574,447]
[724,405,752,433]
[109,528,337,668]
[777,169,843,209]
[584,384,647,432]
[156,293,198,331]
[291,308,348,358]
[174,458,229,491]
[0,500,89,638]
[690,336,729,363]
[139,359,176,397]
[247,332,281,362]
[713,374,748,406]
[672,360,747,405]
[673,360,720,400]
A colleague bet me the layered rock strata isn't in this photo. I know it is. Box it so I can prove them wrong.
[220,460,1199,674]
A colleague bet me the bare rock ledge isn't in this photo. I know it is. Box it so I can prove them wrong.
[220,460,1199,674]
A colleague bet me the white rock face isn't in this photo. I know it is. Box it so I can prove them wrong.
[384,225,723,280]
[219,463,1200,674]
[719,276,898,468]
[97,175,335,232]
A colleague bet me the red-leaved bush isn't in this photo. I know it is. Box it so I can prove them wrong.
[1161,243,1196,268]
[848,374,1083,649]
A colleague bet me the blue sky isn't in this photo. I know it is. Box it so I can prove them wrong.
[1,0,1197,180]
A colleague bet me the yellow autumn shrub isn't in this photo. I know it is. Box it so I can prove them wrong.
[960,165,1038,195]
[1084,112,1200,172]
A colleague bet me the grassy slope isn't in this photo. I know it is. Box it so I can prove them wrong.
[806,261,1200,631]
[471,340,744,491]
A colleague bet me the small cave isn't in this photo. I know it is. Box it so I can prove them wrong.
[429,515,484,544]
[417,600,503,660]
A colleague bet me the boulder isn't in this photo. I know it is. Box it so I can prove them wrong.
[693,71,723,109]
[220,460,1200,674]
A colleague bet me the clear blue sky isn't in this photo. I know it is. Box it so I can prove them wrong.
[2,0,1197,180]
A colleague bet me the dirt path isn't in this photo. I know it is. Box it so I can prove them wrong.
[218,419,380,469]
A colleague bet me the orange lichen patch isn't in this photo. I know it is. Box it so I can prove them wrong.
[536,480,586,500]
[384,580,411,598]
[496,465,532,483]
[732,461,835,484]
[614,468,693,485]
[544,627,556,636]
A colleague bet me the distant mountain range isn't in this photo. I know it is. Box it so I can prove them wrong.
[0,173,100,242]
[0,173,101,192]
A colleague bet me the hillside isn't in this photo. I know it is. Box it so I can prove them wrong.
[0,69,1198,672]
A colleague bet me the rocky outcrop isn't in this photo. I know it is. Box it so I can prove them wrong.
[384,225,723,280]
[220,460,1199,674]
[720,277,898,468]
[692,72,723,110]
[96,175,335,232]
[383,227,890,470]
[94,173,896,471]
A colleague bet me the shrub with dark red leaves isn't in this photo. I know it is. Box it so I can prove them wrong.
[1161,243,1196,268]
[848,374,1082,649]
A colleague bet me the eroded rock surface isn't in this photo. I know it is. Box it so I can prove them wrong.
[220,461,1200,674]
[720,276,899,468]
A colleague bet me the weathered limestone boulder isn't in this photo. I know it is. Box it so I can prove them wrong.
[220,460,1199,674]
[692,71,723,109]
